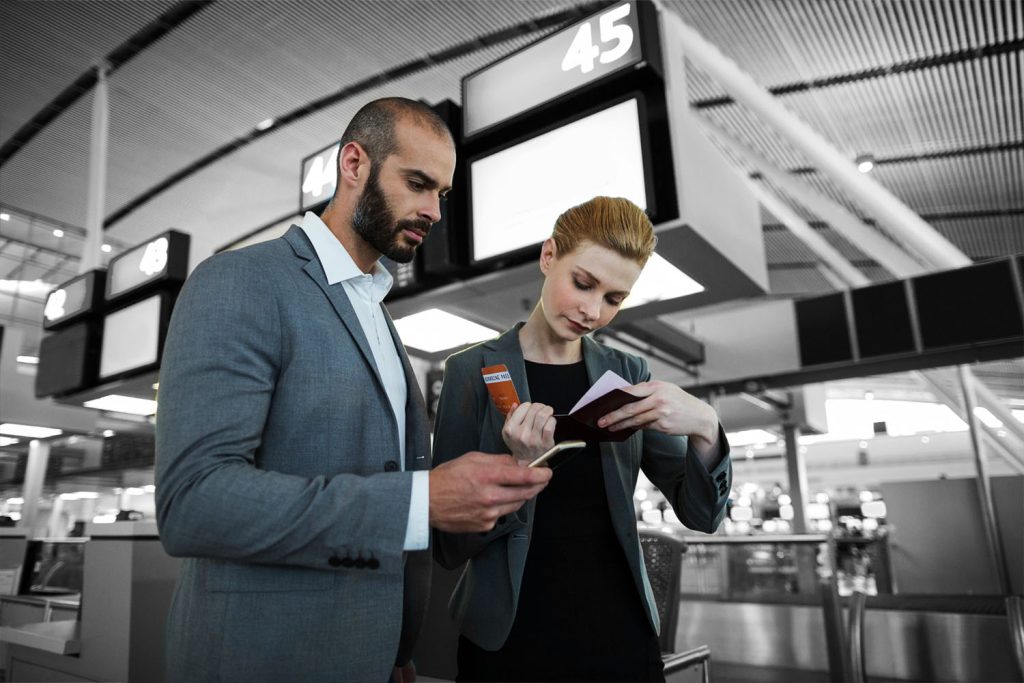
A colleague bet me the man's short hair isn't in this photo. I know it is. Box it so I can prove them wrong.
[340,97,453,164]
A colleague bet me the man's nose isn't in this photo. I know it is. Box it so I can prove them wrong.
[419,195,442,224]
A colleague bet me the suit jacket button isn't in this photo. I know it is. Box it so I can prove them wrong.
[367,558,380,570]
[328,556,342,567]
[341,557,355,568]
[354,558,367,569]
[384,460,399,472]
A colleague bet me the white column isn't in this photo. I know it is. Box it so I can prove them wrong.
[80,62,110,274]
[20,439,50,533]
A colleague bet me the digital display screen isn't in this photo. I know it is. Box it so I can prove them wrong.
[35,322,99,398]
[99,295,163,380]
[463,2,644,138]
[105,230,188,302]
[299,142,340,213]
[913,259,1024,349]
[852,281,916,358]
[469,97,647,264]
[43,274,91,329]
[795,293,853,366]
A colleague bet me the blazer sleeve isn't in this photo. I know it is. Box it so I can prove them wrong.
[633,356,733,534]
[155,254,414,574]
[430,352,528,569]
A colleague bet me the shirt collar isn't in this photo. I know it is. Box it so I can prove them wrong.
[299,212,393,296]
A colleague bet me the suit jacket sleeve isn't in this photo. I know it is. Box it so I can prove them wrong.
[633,356,732,533]
[155,253,413,574]
[430,351,527,569]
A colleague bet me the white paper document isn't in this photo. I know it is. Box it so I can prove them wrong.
[569,369,632,414]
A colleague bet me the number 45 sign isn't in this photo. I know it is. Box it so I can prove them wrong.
[462,1,648,138]
[561,4,635,74]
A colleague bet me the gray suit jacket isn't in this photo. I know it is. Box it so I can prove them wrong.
[431,324,731,650]
[155,226,432,682]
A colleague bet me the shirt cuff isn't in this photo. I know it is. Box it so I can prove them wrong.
[403,470,430,551]
[691,423,728,472]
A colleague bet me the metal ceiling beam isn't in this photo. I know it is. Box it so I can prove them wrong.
[0,0,215,167]
[693,38,1024,110]
[762,141,1024,176]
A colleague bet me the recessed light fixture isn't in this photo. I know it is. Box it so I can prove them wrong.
[16,355,38,364]
[83,395,158,416]
[0,423,62,439]
[101,244,112,253]
[52,229,64,238]
[855,153,875,173]
[0,213,9,221]
[102,429,115,438]
[394,309,499,353]
[621,253,704,309]
[256,118,275,131]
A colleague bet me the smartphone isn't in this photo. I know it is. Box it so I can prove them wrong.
[528,440,587,468]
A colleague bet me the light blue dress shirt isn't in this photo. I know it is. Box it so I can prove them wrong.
[300,212,429,551]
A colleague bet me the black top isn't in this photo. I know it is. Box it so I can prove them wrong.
[457,360,664,682]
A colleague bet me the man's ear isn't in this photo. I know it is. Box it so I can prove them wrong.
[338,141,368,188]
[539,238,557,275]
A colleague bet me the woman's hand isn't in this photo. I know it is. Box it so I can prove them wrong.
[502,402,557,463]
[597,381,719,452]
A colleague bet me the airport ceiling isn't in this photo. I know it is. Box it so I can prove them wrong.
[0,0,1021,403]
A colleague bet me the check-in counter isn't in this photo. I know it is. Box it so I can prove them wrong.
[672,534,1021,682]
[0,522,180,683]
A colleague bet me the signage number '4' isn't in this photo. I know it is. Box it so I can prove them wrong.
[561,4,634,74]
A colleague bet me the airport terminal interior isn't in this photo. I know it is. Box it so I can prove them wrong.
[0,0,1022,681]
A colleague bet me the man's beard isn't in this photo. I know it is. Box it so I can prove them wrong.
[351,165,431,264]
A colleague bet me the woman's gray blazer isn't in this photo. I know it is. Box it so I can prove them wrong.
[431,323,732,650]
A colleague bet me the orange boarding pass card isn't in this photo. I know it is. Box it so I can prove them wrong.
[481,364,520,417]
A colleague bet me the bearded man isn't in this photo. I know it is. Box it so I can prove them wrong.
[155,97,552,683]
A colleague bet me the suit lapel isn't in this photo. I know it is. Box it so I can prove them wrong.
[284,227,387,394]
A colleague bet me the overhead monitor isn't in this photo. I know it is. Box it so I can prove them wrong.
[98,294,167,382]
[913,259,1024,350]
[42,270,105,331]
[469,96,650,265]
[105,230,189,303]
[299,142,340,213]
[462,1,651,139]
[35,321,100,398]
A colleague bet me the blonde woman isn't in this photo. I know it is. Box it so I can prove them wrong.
[431,197,732,682]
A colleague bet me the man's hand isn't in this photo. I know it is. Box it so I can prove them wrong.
[501,402,556,463]
[597,381,719,452]
[429,452,552,533]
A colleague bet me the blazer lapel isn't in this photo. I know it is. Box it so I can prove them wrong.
[284,227,386,393]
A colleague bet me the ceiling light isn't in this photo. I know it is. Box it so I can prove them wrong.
[7,498,24,505]
[394,308,499,353]
[16,355,38,365]
[102,429,115,438]
[52,229,64,237]
[125,487,144,495]
[855,154,875,173]
[972,407,1003,429]
[83,395,158,416]
[726,428,778,447]
[101,244,112,253]
[0,423,62,439]
[256,118,275,131]
[621,253,704,309]
[74,491,100,499]
[863,390,874,400]
[0,437,18,447]
[0,213,9,221]
[861,500,887,518]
